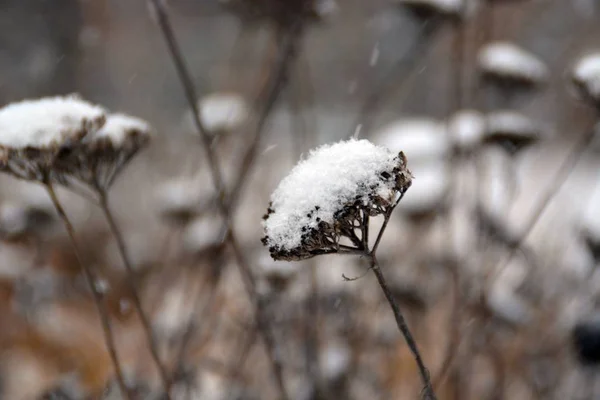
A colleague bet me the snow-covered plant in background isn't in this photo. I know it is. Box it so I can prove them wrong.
[572,52,600,108]
[262,139,437,399]
[196,92,249,136]
[478,41,549,86]
[0,94,167,399]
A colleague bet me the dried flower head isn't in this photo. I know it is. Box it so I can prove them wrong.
[571,52,600,107]
[57,112,152,189]
[262,139,412,261]
[197,92,249,135]
[478,41,548,87]
[485,110,542,155]
[0,95,106,181]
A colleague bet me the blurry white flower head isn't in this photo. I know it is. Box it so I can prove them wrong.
[0,95,105,181]
[320,341,351,382]
[478,41,549,86]
[197,92,249,135]
[154,176,212,226]
[571,52,600,107]
[396,160,448,222]
[182,214,226,254]
[448,109,485,151]
[262,139,412,260]
[374,118,449,163]
[0,201,55,239]
[259,254,298,291]
[485,110,542,155]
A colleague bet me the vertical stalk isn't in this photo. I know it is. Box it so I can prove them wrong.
[97,190,172,398]
[369,253,436,400]
[44,181,131,399]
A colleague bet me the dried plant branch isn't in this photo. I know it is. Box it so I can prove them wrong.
[43,180,131,400]
[97,189,172,398]
[489,122,597,287]
[147,2,297,398]
[350,17,440,138]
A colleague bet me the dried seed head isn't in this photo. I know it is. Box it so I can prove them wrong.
[571,52,600,107]
[262,139,411,261]
[478,41,548,87]
[0,95,106,181]
[57,112,152,189]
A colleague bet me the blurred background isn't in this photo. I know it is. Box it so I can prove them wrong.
[2,0,600,399]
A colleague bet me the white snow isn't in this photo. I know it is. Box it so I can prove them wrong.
[0,95,106,149]
[398,0,464,15]
[374,118,449,162]
[0,202,30,236]
[478,42,549,83]
[264,139,403,252]
[572,52,600,101]
[198,92,248,133]
[486,110,540,138]
[448,109,485,149]
[92,113,151,146]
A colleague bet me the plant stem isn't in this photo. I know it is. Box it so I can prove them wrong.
[44,182,131,400]
[97,190,172,398]
[369,254,437,400]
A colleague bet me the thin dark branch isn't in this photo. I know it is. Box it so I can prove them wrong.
[97,190,172,398]
[44,181,131,400]
[489,124,596,286]
[369,253,437,400]
[147,2,296,398]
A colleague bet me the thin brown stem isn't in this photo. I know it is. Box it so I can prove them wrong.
[97,190,172,398]
[369,253,436,400]
[44,181,131,399]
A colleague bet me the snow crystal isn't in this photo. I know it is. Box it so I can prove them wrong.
[486,110,540,138]
[0,95,106,149]
[478,42,548,84]
[374,118,449,162]
[448,109,485,149]
[92,113,151,146]
[399,0,464,15]
[572,52,600,101]
[263,139,404,252]
[198,92,248,133]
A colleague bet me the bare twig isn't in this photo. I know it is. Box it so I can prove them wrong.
[44,180,131,400]
[369,253,436,400]
[147,2,298,398]
[97,190,172,398]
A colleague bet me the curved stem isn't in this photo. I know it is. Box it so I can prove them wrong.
[369,254,437,400]
[44,182,131,399]
[97,190,172,398]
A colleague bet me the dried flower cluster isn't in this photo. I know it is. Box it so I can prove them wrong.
[0,95,151,189]
[262,139,412,261]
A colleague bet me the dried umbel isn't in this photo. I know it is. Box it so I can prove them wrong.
[262,139,412,261]
[57,113,152,190]
[0,95,106,182]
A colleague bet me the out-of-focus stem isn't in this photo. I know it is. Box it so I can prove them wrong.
[44,181,131,400]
